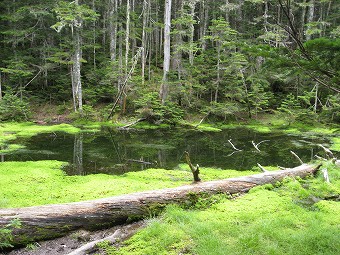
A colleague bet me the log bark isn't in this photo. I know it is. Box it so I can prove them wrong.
[0,164,321,246]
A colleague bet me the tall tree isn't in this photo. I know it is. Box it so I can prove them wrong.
[160,0,172,104]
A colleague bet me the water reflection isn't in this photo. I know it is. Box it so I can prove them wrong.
[3,127,333,175]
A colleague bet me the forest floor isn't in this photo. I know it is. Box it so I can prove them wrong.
[4,222,145,255]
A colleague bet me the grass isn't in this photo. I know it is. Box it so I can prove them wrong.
[104,162,340,255]
[0,161,257,208]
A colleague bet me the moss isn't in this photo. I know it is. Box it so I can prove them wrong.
[330,137,340,151]
[112,164,340,255]
[0,161,257,208]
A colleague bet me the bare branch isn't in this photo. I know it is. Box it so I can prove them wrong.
[318,144,335,159]
[257,163,268,172]
[290,151,304,165]
[252,140,269,152]
[227,139,242,151]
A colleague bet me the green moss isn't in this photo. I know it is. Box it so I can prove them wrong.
[0,161,257,208]
[330,137,340,151]
[0,122,80,153]
[112,164,340,255]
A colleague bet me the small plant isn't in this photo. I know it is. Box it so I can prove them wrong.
[0,94,31,121]
[0,219,21,249]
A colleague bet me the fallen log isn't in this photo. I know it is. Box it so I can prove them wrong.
[0,163,321,247]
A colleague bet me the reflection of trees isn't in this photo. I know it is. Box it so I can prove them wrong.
[73,133,83,174]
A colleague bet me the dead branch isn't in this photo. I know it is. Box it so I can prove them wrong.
[318,144,335,159]
[127,159,153,165]
[227,139,242,151]
[252,140,269,152]
[194,112,210,128]
[119,118,146,130]
[67,229,122,255]
[184,151,201,182]
[257,163,268,173]
[290,151,304,165]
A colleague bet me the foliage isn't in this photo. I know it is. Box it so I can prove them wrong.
[0,219,21,249]
[0,94,31,121]
[134,92,184,124]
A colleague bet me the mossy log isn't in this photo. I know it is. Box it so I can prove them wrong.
[0,163,321,246]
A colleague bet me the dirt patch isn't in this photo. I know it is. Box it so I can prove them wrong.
[2,222,144,255]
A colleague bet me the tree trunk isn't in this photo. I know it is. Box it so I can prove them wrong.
[72,0,83,114]
[160,0,172,104]
[306,0,315,41]
[0,163,320,246]
[109,0,118,61]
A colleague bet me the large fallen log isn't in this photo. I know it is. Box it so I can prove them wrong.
[0,163,321,246]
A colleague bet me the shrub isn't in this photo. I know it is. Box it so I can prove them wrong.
[0,94,31,121]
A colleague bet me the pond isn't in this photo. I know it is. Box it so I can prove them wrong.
[2,127,329,175]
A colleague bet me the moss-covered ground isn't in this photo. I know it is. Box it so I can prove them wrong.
[0,161,256,208]
[0,122,80,154]
[100,162,340,255]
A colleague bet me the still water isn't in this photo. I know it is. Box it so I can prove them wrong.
[3,127,329,175]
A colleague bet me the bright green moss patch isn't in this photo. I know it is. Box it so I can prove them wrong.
[111,164,340,255]
[330,137,340,151]
[0,122,80,152]
[0,161,257,208]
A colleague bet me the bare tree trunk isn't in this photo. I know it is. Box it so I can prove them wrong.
[172,0,183,77]
[109,0,118,61]
[160,0,172,104]
[141,0,149,85]
[188,0,198,66]
[0,164,321,246]
[306,0,315,41]
[125,0,131,75]
[199,0,209,51]
[72,0,83,114]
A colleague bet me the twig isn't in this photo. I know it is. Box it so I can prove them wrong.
[127,159,153,165]
[194,112,210,128]
[251,140,269,152]
[257,163,268,172]
[290,151,304,165]
[227,151,241,157]
[314,155,327,161]
[67,229,123,255]
[318,144,335,159]
[227,139,242,151]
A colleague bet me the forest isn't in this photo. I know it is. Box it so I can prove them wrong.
[0,1,340,254]
[0,0,339,123]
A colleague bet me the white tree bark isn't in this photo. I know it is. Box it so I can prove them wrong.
[160,0,172,104]
[109,0,118,61]
[306,0,315,41]
[72,0,83,113]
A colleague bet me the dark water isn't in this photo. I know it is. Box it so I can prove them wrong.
[3,127,330,175]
